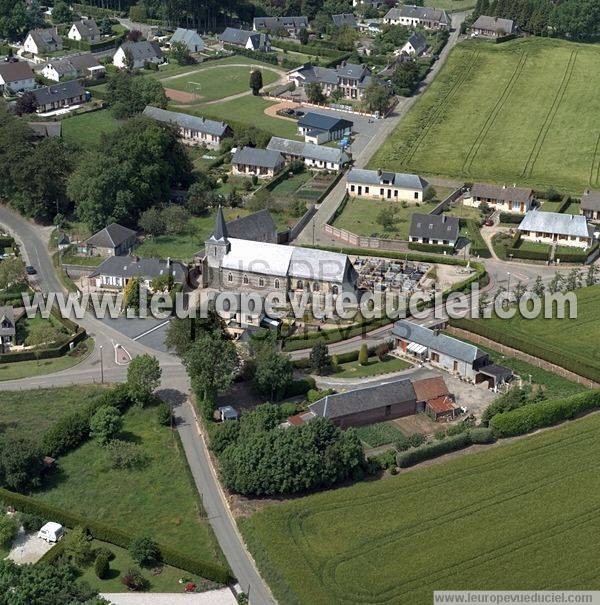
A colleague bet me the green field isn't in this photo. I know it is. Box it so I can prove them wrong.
[240,412,600,604]
[61,109,121,146]
[335,355,412,378]
[425,0,475,9]
[369,38,600,193]
[35,404,225,566]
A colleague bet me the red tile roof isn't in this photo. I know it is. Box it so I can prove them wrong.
[427,396,456,414]
[412,376,450,402]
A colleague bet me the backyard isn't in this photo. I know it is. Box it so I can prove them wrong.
[368,37,600,193]
[240,412,600,604]
[61,109,121,147]
[334,354,411,379]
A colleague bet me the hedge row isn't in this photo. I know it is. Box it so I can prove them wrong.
[408,242,456,255]
[0,327,87,363]
[396,432,473,468]
[272,38,347,59]
[449,317,600,383]
[490,390,600,437]
[0,488,232,584]
[463,219,491,258]
[284,376,316,397]
[499,212,522,224]
[554,243,596,264]
[506,241,550,261]
[0,235,15,247]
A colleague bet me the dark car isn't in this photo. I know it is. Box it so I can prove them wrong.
[25,265,36,275]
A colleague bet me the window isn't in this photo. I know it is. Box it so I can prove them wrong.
[350,184,355,192]
[274,279,280,289]
[297,280,303,289]
[332,285,339,295]
[259,277,265,287]
[365,187,369,194]
[243,275,249,285]
[227,273,233,283]
[313,282,320,292]
[414,192,419,199]
[380,188,384,196]
[385,405,391,417]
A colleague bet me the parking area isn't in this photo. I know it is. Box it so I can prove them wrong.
[7,529,55,565]
[99,316,172,353]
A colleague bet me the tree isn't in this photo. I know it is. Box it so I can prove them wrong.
[51,1,73,24]
[358,343,369,366]
[0,515,18,548]
[249,69,263,96]
[298,27,309,45]
[532,275,545,297]
[127,354,161,406]
[586,264,598,287]
[170,41,194,65]
[107,72,168,119]
[126,29,143,42]
[375,342,390,361]
[548,273,564,294]
[63,527,92,567]
[162,205,190,235]
[138,206,166,236]
[253,351,294,400]
[305,82,326,104]
[377,205,395,231]
[123,276,141,311]
[94,552,110,579]
[186,180,214,216]
[513,280,527,302]
[0,1,43,41]
[364,82,391,115]
[165,311,226,358]
[129,536,161,566]
[310,341,331,375]
[14,91,38,115]
[90,405,123,445]
[0,256,25,290]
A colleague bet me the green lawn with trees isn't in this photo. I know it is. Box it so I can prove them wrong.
[240,412,600,604]
[369,38,600,193]
[61,109,121,147]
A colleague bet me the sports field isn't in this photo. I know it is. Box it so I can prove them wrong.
[369,38,600,193]
[240,412,600,604]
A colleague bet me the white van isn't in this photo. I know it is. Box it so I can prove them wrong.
[37,522,65,543]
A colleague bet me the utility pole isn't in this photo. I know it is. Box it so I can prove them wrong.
[99,345,104,384]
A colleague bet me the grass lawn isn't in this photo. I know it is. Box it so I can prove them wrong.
[153,55,279,80]
[60,253,104,266]
[0,385,106,441]
[61,109,121,147]
[35,404,225,566]
[240,412,600,604]
[425,0,475,9]
[443,203,484,221]
[539,199,564,212]
[0,338,94,382]
[354,421,405,448]
[268,171,312,197]
[333,197,439,240]
[334,355,412,379]
[369,37,600,193]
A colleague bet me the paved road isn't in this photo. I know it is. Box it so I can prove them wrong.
[0,205,275,605]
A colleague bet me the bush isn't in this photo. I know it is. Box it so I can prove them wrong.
[0,514,18,547]
[408,242,455,255]
[156,402,172,426]
[63,526,92,567]
[307,388,335,404]
[129,536,161,567]
[368,449,396,471]
[490,390,600,438]
[122,568,148,591]
[468,427,495,444]
[19,512,45,532]
[94,552,110,579]
[358,343,369,366]
[408,432,426,448]
[105,440,148,470]
[397,433,472,468]
[94,545,115,561]
[90,405,123,445]
[284,376,316,398]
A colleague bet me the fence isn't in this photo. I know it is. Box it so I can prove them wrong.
[324,224,410,251]
[430,186,466,215]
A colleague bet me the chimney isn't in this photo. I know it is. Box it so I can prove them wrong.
[377,169,382,176]
[166,256,171,267]
[442,215,446,223]
[502,184,506,189]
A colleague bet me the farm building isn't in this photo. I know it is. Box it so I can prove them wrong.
[346,168,428,202]
[266,137,350,171]
[463,183,534,214]
[581,190,600,222]
[142,106,231,149]
[471,15,515,37]
[518,211,595,249]
[308,378,417,428]
[231,147,285,179]
[219,27,271,52]
[383,6,450,29]
[253,16,308,35]
[169,28,205,52]
[81,223,137,257]
[0,61,35,92]
[28,122,62,138]
[297,112,353,144]
[409,213,460,247]
[412,376,457,421]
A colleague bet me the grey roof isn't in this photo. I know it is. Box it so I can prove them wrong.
[210,206,228,242]
[289,246,356,284]
[332,13,358,28]
[142,105,229,137]
[45,53,101,76]
[222,209,276,242]
[267,137,349,165]
[219,27,267,49]
[0,306,15,337]
[27,121,62,138]
[170,27,204,50]
[45,58,76,76]
[89,256,186,281]
[33,79,84,106]
[347,168,427,190]
[85,223,137,249]
[309,378,416,419]
[410,213,459,242]
[472,15,514,33]
[581,190,600,212]
[297,112,353,133]
[393,320,488,364]
[469,183,533,204]
[232,146,284,169]
[0,61,34,83]
[253,16,308,30]
[119,40,163,61]
[71,19,100,39]
[518,210,592,239]
[28,27,62,50]
[385,5,450,25]
[291,63,373,88]
[405,32,428,54]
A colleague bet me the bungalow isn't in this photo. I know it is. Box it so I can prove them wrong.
[393,320,513,388]
[219,27,271,52]
[253,16,309,35]
[383,5,450,29]
[67,19,101,43]
[463,183,534,214]
[142,106,231,149]
[169,28,205,52]
[409,213,460,247]
[32,79,86,113]
[0,61,36,92]
[297,112,353,144]
[332,14,358,28]
[412,376,457,421]
[113,41,164,69]
[266,137,350,171]
[309,378,417,428]
[399,31,428,56]
[42,53,105,82]
[287,62,374,100]
[581,190,600,222]
[471,15,515,37]
[81,223,137,257]
[23,28,63,56]
[231,146,285,178]
[89,256,186,290]
[0,306,16,353]
[518,210,595,249]
[346,168,428,202]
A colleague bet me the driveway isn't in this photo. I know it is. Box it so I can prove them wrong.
[101,588,237,605]
[7,529,55,564]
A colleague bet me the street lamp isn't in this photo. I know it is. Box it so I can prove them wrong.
[99,345,104,384]
[507,272,511,294]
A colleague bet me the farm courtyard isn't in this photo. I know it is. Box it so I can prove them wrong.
[369,37,600,193]
[240,412,600,604]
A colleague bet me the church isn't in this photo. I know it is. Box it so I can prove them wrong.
[199,207,358,300]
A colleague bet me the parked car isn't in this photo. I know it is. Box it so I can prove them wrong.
[25,265,36,275]
[38,522,64,543]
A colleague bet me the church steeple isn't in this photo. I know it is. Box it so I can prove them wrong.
[205,205,230,268]
[210,205,228,242]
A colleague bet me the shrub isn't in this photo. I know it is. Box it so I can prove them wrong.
[105,440,149,470]
[434,430,447,441]
[394,433,410,451]
[122,568,148,591]
[90,405,123,445]
[42,411,89,457]
[208,422,240,455]
[358,343,369,366]
[468,427,495,444]
[368,449,396,471]
[397,433,472,468]
[156,402,172,426]
[18,512,45,532]
[94,545,115,561]
[307,388,335,404]
[129,536,161,567]
[408,432,426,448]
[284,376,316,398]
[63,526,92,567]
[0,514,19,547]
[94,552,110,579]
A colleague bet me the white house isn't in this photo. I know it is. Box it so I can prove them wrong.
[67,19,101,43]
[463,183,534,214]
[518,211,595,249]
[383,5,450,28]
[169,27,205,52]
[399,32,428,56]
[409,213,459,247]
[219,27,271,52]
[23,27,63,56]
[346,168,428,202]
[89,256,186,290]
[266,137,350,171]
[0,61,36,92]
[41,53,104,82]
[113,41,164,69]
